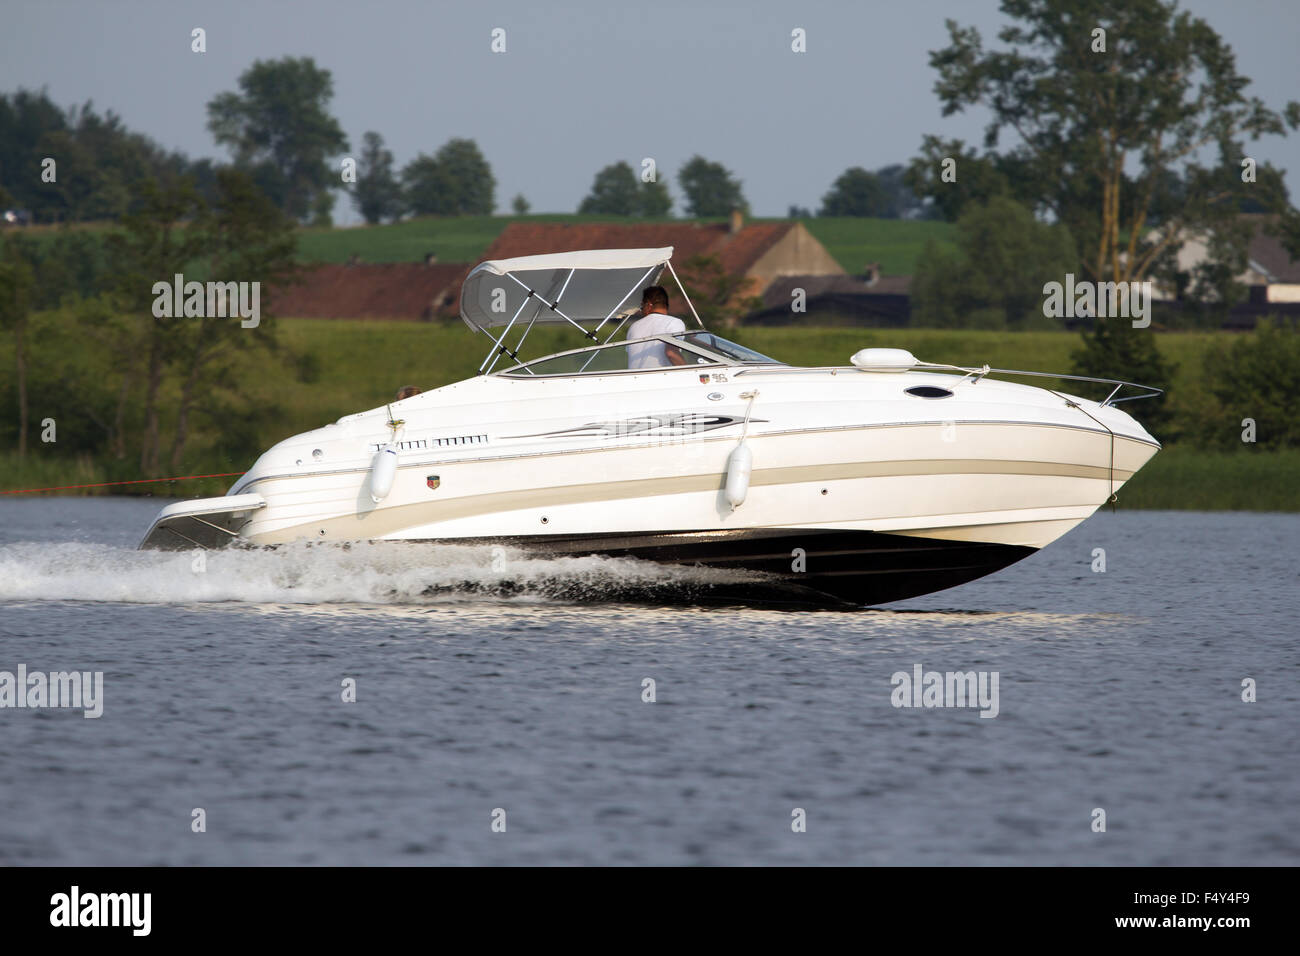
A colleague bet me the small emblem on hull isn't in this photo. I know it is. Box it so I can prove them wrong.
[699,374,710,383]
[426,475,440,490]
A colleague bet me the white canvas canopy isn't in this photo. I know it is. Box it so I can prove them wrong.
[459,247,673,332]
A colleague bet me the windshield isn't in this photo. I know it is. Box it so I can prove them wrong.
[497,331,782,377]
[672,332,782,365]
[499,338,724,376]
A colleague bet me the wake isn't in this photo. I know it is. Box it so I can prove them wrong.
[0,539,759,606]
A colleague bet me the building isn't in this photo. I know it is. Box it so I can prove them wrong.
[1152,214,1300,304]
[270,216,845,321]
[475,213,845,301]
[747,266,913,326]
[268,260,467,320]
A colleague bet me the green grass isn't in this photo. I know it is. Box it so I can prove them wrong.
[1117,446,1300,511]
[0,452,107,495]
[297,215,508,264]
[253,324,1114,428]
[19,214,957,277]
[798,217,955,275]
[296,214,956,276]
[297,214,688,266]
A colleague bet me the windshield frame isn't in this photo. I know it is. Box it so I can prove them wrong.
[494,334,729,378]
[670,331,783,366]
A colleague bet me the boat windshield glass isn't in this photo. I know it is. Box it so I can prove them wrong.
[671,332,782,365]
[499,338,725,377]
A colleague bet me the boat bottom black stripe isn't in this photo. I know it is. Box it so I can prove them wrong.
[408,527,1037,607]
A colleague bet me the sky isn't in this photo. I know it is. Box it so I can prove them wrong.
[4,0,1299,224]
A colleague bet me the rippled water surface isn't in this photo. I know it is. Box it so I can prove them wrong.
[1,497,1296,865]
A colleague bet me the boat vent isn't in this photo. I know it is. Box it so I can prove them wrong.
[371,435,488,452]
[904,386,953,399]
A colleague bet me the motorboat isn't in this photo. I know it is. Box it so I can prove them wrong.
[139,246,1162,606]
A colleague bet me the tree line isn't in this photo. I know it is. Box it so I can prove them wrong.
[0,170,304,475]
[1,64,954,228]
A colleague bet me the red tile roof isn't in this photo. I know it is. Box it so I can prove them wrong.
[268,262,467,320]
[271,221,819,320]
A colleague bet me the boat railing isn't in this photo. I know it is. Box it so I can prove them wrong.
[734,362,1163,407]
[918,363,1164,406]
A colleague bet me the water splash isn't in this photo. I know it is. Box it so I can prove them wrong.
[0,539,762,606]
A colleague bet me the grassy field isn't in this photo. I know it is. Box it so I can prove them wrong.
[297,214,957,276]
[1115,446,1300,511]
[799,217,956,276]
[27,214,954,281]
[3,322,1292,510]
[21,214,956,277]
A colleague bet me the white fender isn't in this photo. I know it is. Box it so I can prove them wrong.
[725,442,752,509]
[369,444,399,503]
[850,347,918,371]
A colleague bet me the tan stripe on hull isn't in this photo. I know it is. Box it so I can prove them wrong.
[250,454,1144,546]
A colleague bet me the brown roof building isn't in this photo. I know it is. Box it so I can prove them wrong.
[1244,216,1300,293]
[268,261,467,320]
[477,215,845,297]
[272,215,845,320]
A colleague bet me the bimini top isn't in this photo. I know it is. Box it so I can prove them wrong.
[459,247,673,332]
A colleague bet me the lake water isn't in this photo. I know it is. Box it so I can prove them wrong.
[0,497,1296,865]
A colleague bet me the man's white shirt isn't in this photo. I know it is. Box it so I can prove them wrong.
[626,313,687,368]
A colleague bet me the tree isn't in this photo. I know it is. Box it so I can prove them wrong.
[874,163,927,219]
[819,167,890,217]
[0,236,36,456]
[98,170,303,473]
[911,195,1078,329]
[401,138,495,216]
[1189,319,1300,449]
[579,161,639,215]
[511,193,531,215]
[106,178,211,473]
[905,136,1015,222]
[677,156,747,218]
[400,154,441,217]
[0,90,200,223]
[352,132,403,225]
[0,89,67,221]
[579,161,672,216]
[206,57,349,222]
[164,168,299,470]
[921,0,1300,284]
[638,176,672,217]
[1071,316,1177,434]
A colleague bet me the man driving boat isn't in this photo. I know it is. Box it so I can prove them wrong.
[626,286,688,369]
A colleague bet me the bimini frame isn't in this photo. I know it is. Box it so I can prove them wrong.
[474,254,705,375]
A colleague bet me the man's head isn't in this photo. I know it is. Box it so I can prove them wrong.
[640,285,670,316]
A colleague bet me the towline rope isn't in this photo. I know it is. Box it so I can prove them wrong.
[0,472,246,496]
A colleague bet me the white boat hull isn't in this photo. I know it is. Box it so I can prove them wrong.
[141,364,1159,606]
